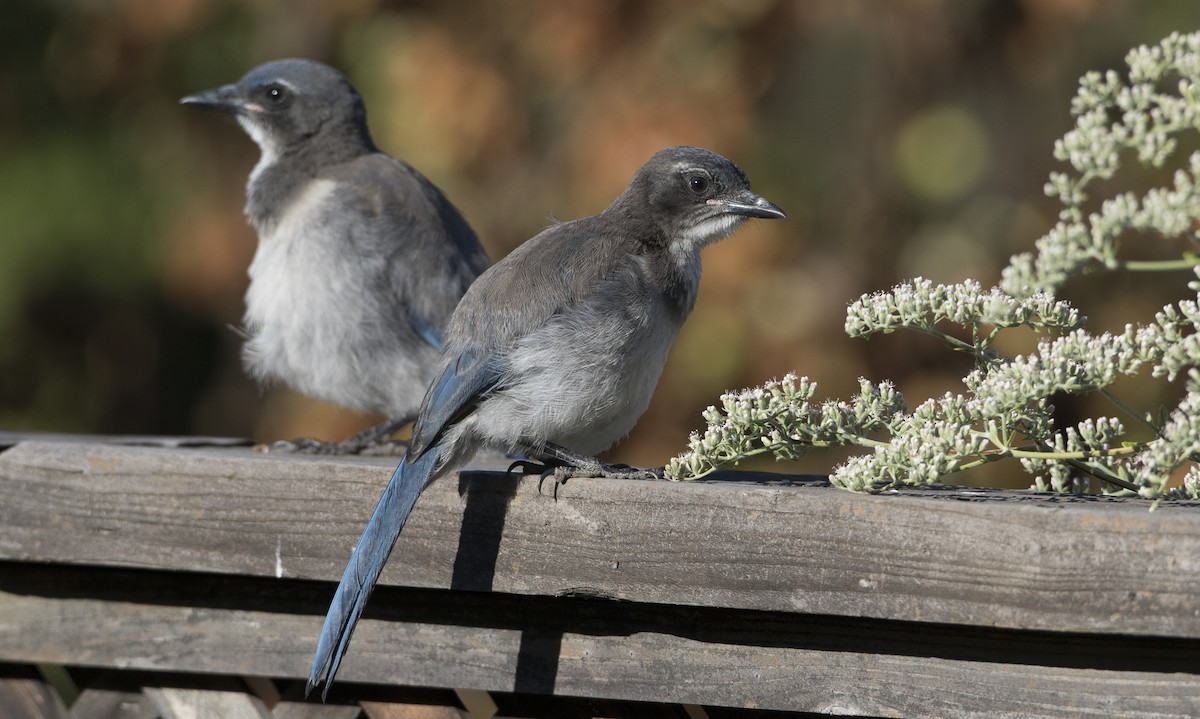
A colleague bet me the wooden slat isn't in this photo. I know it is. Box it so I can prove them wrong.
[359,701,462,719]
[1,440,1199,638]
[0,563,1197,718]
[0,673,70,719]
[70,687,157,719]
[0,432,252,450]
[144,687,272,719]
[272,701,362,719]
[450,689,494,719]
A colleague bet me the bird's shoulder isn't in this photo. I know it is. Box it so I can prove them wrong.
[448,214,658,347]
[319,152,486,261]
[323,153,438,214]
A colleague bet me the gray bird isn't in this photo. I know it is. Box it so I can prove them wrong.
[180,59,489,453]
[306,145,785,696]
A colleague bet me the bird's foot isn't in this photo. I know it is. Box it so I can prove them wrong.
[258,436,409,456]
[258,416,413,456]
[552,461,664,481]
[355,439,411,456]
[508,458,664,498]
[259,437,345,454]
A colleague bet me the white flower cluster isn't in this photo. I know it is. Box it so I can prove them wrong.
[1128,373,1200,496]
[674,270,1200,495]
[967,326,1154,419]
[1175,465,1200,500]
[1152,288,1200,380]
[670,32,1200,499]
[845,278,1081,340]
[1023,417,1126,493]
[1005,159,1200,296]
[1002,32,1200,297]
[663,374,905,480]
[830,393,990,492]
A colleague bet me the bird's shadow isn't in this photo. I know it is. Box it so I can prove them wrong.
[451,470,561,694]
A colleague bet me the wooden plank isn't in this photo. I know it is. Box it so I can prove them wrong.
[70,687,157,719]
[0,564,1197,718]
[451,689,495,719]
[273,701,362,719]
[144,687,272,719]
[1,441,1199,638]
[0,432,252,450]
[359,701,463,719]
[0,673,70,719]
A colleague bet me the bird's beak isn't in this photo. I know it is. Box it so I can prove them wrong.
[712,190,786,220]
[180,84,253,115]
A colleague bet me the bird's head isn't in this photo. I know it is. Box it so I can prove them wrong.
[180,59,372,156]
[614,146,786,251]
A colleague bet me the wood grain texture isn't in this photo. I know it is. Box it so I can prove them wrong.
[1,440,1198,638]
[272,702,364,719]
[0,563,1197,718]
[0,675,69,719]
[359,700,464,719]
[144,687,273,719]
[69,687,158,719]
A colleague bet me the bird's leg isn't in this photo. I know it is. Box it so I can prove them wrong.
[265,415,412,456]
[509,441,663,495]
[345,414,415,455]
[539,442,664,479]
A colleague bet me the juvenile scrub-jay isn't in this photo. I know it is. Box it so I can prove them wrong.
[181,59,489,453]
[306,145,785,696]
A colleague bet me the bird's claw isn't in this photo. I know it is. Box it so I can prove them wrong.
[261,437,341,454]
[507,460,568,498]
[507,459,548,476]
[355,439,410,456]
[258,436,409,456]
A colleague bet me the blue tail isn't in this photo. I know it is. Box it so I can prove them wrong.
[306,448,441,699]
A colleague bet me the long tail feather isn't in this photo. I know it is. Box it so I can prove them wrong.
[306,448,440,698]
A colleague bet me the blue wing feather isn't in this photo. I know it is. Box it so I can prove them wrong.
[408,348,502,458]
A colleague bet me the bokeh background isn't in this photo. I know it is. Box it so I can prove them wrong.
[3,0,1200,482]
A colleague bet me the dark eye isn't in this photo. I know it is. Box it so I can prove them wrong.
[687,174,710,194]
[264,84,288,103]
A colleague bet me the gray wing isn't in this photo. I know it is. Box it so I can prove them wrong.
[329,153,489,350]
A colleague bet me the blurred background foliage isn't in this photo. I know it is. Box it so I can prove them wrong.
[3,0,1200,482]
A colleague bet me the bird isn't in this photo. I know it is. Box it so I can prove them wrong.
[305,145,785,697]
[180,59,489,454]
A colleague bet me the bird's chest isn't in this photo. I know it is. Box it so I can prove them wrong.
[509,269,687,453]
[242,180,363,384]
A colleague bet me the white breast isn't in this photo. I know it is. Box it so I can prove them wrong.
[240,179,432,416]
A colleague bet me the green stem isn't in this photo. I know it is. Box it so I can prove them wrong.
[922,327,977,354]
[1098,387,1162,438]
[681,433,891,480]
[1062,457,1140,493]
[1008,443,1146,461]
[951,439,1149,474]
[1117,258,1200,271]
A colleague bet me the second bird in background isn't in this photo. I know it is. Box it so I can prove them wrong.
[181,59,490,453]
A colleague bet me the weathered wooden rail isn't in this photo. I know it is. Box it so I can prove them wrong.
[0,433,1198,718]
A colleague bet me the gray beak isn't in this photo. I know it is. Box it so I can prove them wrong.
[715,189,786,220]
[180,84,249,114]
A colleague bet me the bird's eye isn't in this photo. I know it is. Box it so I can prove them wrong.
[264,84,288,103]
[687,174,710,194]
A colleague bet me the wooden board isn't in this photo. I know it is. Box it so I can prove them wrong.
[0,563,1197,718]
[0,674,69,719]
[1,440,1198,639]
